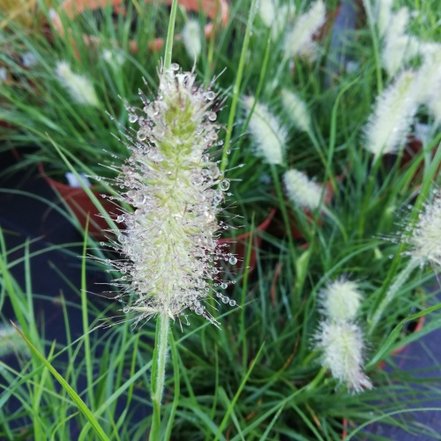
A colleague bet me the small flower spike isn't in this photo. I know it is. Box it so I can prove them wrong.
[258,0,296,40]
[243,96,287,165]
[281,88,311,133]
[405,190,441,268]
[381,7,419,77]
[284,169,324,211]
[316,321,372,393]
[364,70,418,157]
[320,279,362,323]
[283,0,326,61]
[111,64,236,326]
[55,61,99,107]
[182,19,202,61]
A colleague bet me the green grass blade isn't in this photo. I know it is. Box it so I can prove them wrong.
[12,324,110,441]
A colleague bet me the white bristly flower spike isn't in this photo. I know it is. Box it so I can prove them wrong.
[416,46,441,125]
[111,64,235,326]
[284,169,324,211]
[405,190,441,268]
[281,88,311,133]
[0,324,27,358]
[371,190,441,329]
[316,321,372,393]
[258,0,277,27]
[364,70,418,158]
[102,49,125,67]
[182,19,202,61]
[320,279,362,323]
[381,7,419,77]
[283,0,326,60]
[374,0,393,38]
[258,0,296,40]
[55,61,99,107]
[243,96,287,165]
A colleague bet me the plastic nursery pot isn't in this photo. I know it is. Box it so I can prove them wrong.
[375,313,426,371]
[38,164,119,239]
[218,208,276,273]
[51,0,229,53]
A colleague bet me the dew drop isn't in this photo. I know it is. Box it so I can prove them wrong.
[134,194,146,206]
[205,91,216,101]
[221,296,229,304]
[116,215,125,223]
[192,175,204,186]
[220,282,228,289]
[207,112,217,122]
[229,256,238,265]
[208,164,220,179]
[171,63,180,71]
[219,179,230,191]
[229,299,236,307]
[213,191,223,205]
[137,130,147,141]
[195,306,204,315]
[128,114,138,123]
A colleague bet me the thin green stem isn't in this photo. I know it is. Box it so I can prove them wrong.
[149,314,170,441]
[358,155,382,237]
[163,0,178,70]
[369,258,419,334]
[220,0,257,173]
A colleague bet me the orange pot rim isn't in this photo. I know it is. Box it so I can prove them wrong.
[51,0,229,53]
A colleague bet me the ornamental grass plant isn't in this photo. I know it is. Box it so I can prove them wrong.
[1,0,441,440]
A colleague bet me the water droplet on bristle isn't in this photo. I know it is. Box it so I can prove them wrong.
[219,180,230,191]
[229,256,238,265]
[128,114,138,123]
[205,91,216,101]
[137,130,147,141]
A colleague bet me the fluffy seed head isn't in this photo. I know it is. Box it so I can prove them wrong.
[416,47,441,124]
[102,49,125,67]
[284,169,324,211]
[258,0,296,40]
[258,0,277,27]
[243,96,287,165]
[404,191,441,267]
[182,19,202,60]
[316,321,372,393]
[110,64,235,326]
[364,70,418,157]
[283,0,326,60]
[381,7,420,77]
[55,61,99,107]
[281,88,311,133]
[374,0,393,38]
[0,324,27,358]
[320,279,362,323]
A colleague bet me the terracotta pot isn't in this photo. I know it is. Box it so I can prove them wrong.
[51,0,229,54]
[218,208,275,273]
[39,164,119,239]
